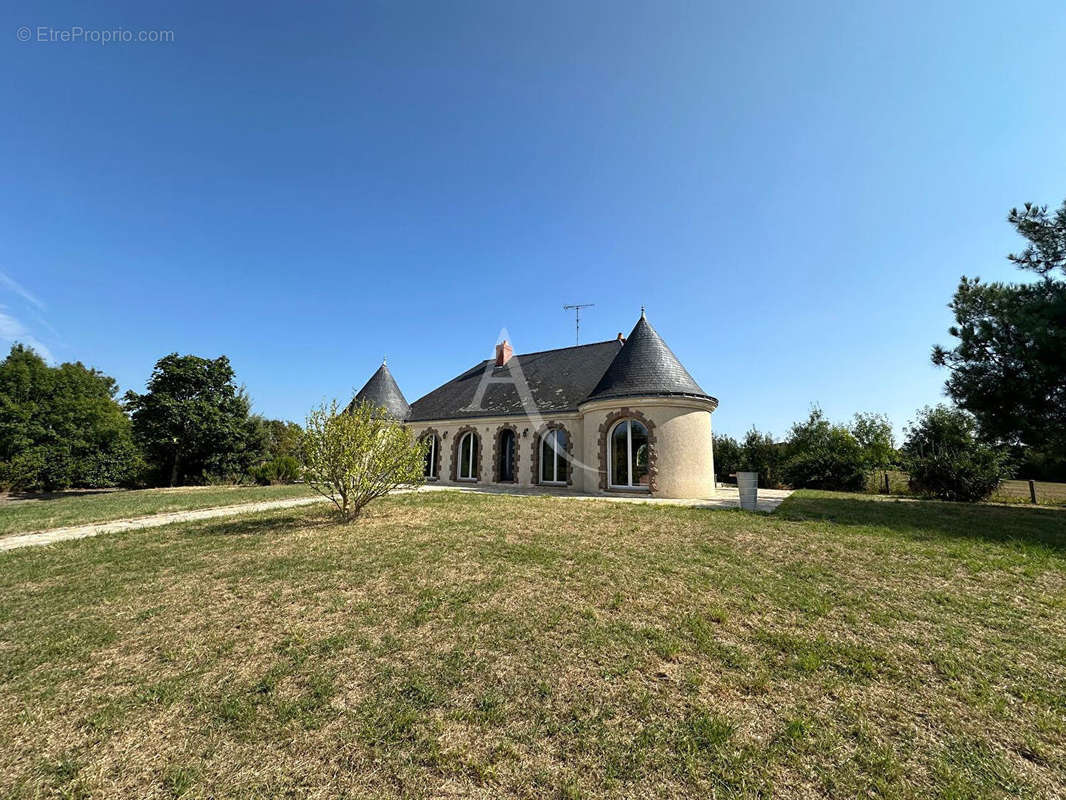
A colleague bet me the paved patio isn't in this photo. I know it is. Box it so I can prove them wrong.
[423,483,793,513]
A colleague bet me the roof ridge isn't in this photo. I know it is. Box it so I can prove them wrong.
[511,339,620,359]
[430,340,618,374]
[406,338,625,422]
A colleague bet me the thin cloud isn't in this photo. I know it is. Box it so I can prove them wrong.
[0,271,45,311]
[29,309,63,342]
[0,309,55,362]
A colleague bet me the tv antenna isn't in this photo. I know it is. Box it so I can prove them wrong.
[563,303,594,345]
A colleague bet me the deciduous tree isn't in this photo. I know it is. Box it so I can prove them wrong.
[124,354,259,485]
[0,344,141,490]
[851,412,897,476]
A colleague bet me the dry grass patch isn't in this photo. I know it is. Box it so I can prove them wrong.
[0,484,318,536]
[993,479,1066,508]
[0,490,1064,798]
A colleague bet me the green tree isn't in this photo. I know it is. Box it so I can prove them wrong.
[933,201,1066,457]
[301,399,426,520]
[259,418,304,461]
[712,433,741,482]
[124,354,260,486]
[0,344,141,490]
[782,407,865,491]
[851,412,897,478]
[739,427,785,489]
[903,405,1010,502]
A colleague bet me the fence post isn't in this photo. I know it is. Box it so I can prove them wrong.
[1029,479,1038,505]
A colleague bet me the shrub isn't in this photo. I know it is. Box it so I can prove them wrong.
[739,427,786,489]
[782,408,865,491]
[249,455,301,485]
[903,405,1010,502]
[201,471,254,486]
[712,434,742,482]
[301,399,426,520]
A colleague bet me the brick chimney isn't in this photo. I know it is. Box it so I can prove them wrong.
[495,340,513,366]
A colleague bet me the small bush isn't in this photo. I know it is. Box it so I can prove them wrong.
[712,434,742,482]
[739,428,786,488]
[903,405,1010,502]
[201,471,255,486]
[249,455,301,485]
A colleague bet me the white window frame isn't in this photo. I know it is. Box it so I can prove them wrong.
[607,419,650,491]
[540,428,568,485]
[423,435,438,479]
[458,431,478,481]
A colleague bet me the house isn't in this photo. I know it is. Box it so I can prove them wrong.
[353,311,718,499]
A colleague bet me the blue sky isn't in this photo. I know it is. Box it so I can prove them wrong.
[3,1,1065,441]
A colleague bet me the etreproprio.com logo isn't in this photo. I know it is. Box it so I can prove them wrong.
[16,26,174,44]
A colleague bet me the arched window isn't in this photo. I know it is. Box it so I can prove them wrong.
[422,434,439,479]
[608,419,649,489]
[540,428,569,484]
[458,431,479,481]
[497,428,516,482]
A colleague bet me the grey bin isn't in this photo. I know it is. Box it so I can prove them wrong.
[736,472,758,511]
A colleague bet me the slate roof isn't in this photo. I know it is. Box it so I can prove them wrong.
[352,362,411,420]
[407,340,622,422]
[396,313,715,422]
[587,314,712,402]
[352,313,714,424]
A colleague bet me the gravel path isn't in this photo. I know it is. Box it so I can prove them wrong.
[0,496,327,552]
[0,486,792,553]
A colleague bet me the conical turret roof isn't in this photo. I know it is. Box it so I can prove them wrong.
[353,361,411,419]
[586,312,713,403]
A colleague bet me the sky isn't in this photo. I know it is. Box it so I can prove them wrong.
[3,1,1065,442]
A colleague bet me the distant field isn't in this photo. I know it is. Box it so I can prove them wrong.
[993,479,1066,507]
[860,471,1066,508]
[0,484,317,536]
[0,490,1063,798]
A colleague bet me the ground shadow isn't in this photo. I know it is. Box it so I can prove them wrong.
[186,508,334,538]
[776,493,1066,553]
[1,489,121,503]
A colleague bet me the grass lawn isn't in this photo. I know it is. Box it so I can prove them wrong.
[0,484,317,536]
[1,490,1063,798]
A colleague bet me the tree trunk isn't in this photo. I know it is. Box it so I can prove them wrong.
[170,448,180,487]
